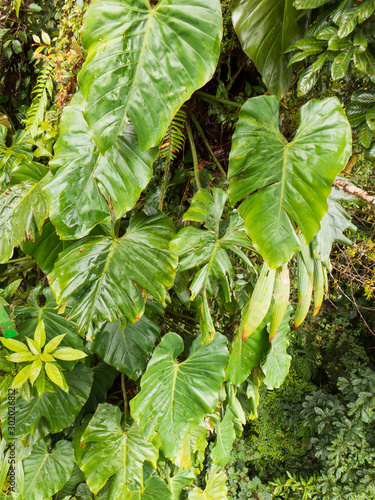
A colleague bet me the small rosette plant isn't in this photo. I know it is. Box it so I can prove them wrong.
[0,320,86,394]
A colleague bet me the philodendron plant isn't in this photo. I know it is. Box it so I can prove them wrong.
[0,0,357,499]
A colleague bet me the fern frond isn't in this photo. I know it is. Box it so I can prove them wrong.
[160,107,186,164]
[24,61,55,138]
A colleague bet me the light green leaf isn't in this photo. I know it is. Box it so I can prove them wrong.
[45,94,158,239]
[43,334,66,355]
[211,409,236,466]
[34,320,46,349]
[331,49,352,80]
[12,363,32,389]
[130,332,229,459]
[23,440,74,500]
[29,359,42,384]
[228,96,352,268]
[52,347,87,361]
[188,466,227,500]
[49,213,177,331]
[45,362,68,391]
[0,172,50,263]
[0,337,28,352]
[78,0,222,153]
[261,306,292,389]
[232,0,301,97]
[293,0,331,7]
[13,0,21,17]
[80,403,158,496]
[173,420,209,469]
[7,352,35,363]
[91,315,159,380]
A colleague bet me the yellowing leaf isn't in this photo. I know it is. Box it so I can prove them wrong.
[30,359,42,384]
[12,364,32,389]
[43,334,66,354]
[52,347,87,361]
[45,362,68,392]
[0,337,28,352]
[35,320,46,348]
[7,352,35,363]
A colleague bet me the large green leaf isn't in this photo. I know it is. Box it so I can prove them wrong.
[49,213,177,331]
[91,315,159,380]
[44,94,157,239]
[80,403,158,497]
[225,314,270,386]
[261,306,292,389]
[312,188,356,268]
[188,466,227,500]
[78,0,222,153]
[23,440,74,500]
[130,332,229,459]
[173,420,208,469]
[0,171,50,263]
[169,470,195,500]
[232,0,301,97]
[228,96,352,268]
[1,363,93,440]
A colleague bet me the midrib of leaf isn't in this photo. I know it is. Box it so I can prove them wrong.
[1,182,39,227]
[87,240,117,321]
[276,143,290,231]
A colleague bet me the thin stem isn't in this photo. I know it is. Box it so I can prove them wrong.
[190,114,227,180]
[196,90,242,109]
[159,158,171,211]
[186,121,201,190]
[121,373,128,431]
[6,256,33,264]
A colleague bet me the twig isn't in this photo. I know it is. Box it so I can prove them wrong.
[196,91,242,109]
[190,114,227,180]
[186,121,201,190]
[333,179,375,208]
[121,373,128,431]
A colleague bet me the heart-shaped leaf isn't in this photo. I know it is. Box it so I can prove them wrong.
[44,94,158,239]
[228,96,352,268]
[90,315,160,380]
[78,0,222,153]
[80,403,158,496]
[130,332,228,459]
[49,213,177,331]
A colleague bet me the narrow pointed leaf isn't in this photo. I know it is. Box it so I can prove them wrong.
[44,94,157,239]
[34,320,46,349]
[78,0,222,152]
[242,263,276,340]
[52,348,87,361]
[228,96,352,268]
[0,337,28,352]
[294,242,314,328]
[269,264,290,341]
[313,259,324,317]
[130,332,229,459]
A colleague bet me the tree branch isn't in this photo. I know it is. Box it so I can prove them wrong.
[333,179,375,208]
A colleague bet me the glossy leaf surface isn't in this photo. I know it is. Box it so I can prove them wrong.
[80,403,158,496]
[45,95,157,239]
[23,440,74,500]
[228,96,352,268]
[130,332,228,459]
[232,0,301,97]
[49,213,177,331]
[91,315,160,380]
[188,466,227,499]
[78,0,222,153]
[0,172,50,263]
[211,409,236,466]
